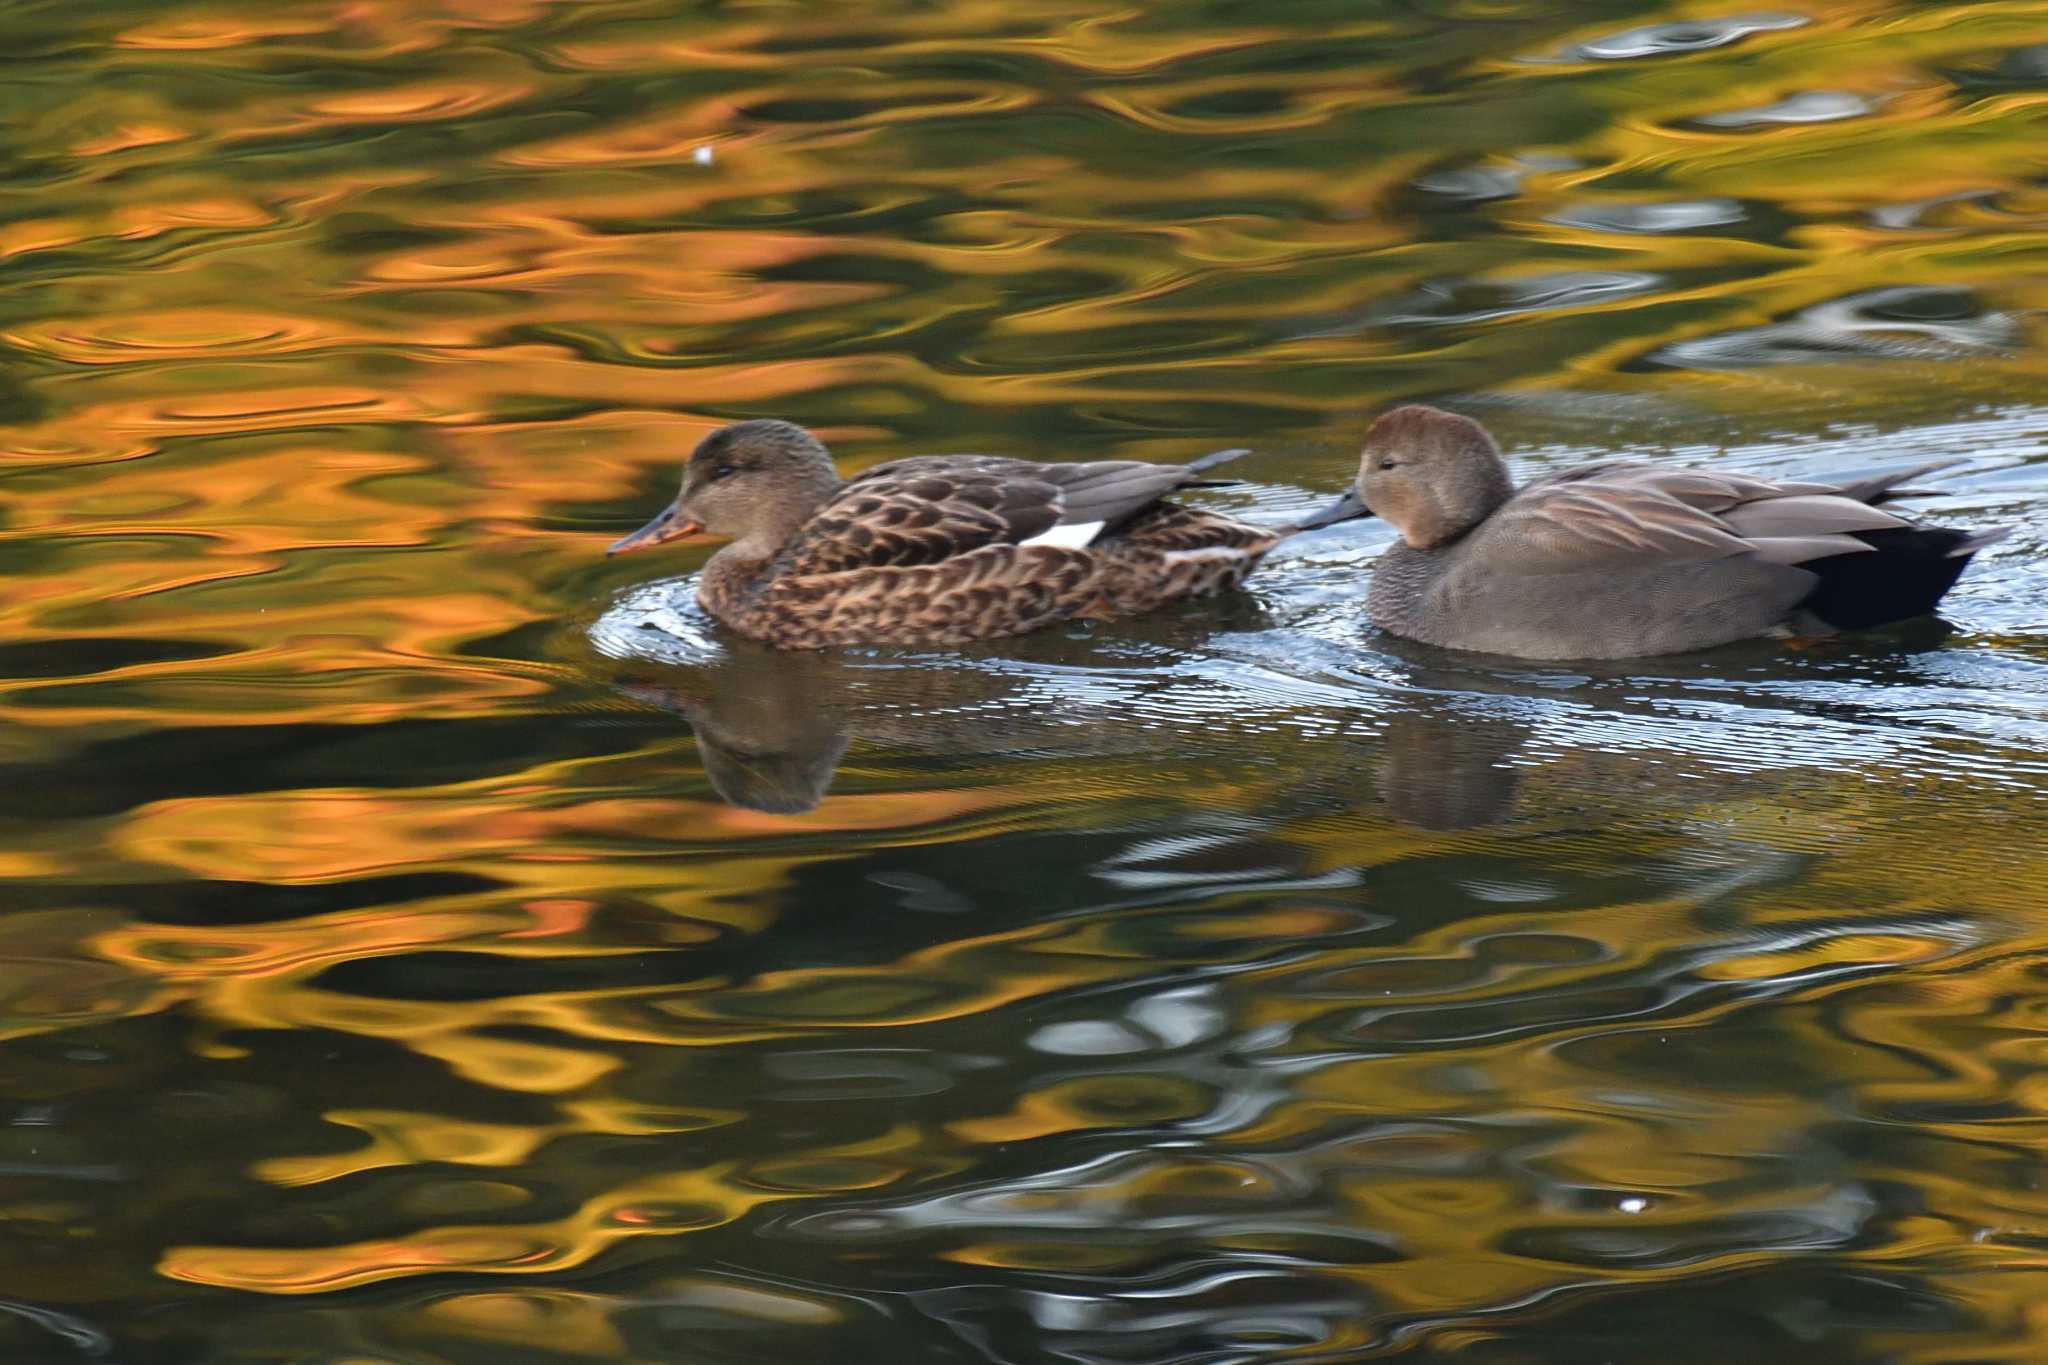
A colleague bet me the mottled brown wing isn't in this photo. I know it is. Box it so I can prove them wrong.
[775,474,1032,577]
[857,454,1231,533]
[780,454,1228,576]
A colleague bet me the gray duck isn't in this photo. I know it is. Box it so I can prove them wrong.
[609,419,1352,649]
[1298,404,2010,660]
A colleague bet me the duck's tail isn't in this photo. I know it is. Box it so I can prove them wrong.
[1184,446,1252,475]
[1944,525,2015,556]
[1797,523,2011,631]
[1175,447,1378,539]
[1176,447,1254,488]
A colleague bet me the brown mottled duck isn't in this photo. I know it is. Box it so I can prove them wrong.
[609,419,1356,649]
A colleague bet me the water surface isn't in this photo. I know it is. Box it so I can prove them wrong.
[4,1,2048,1360]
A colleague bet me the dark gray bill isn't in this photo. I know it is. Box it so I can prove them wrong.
[1292,488,1374,532]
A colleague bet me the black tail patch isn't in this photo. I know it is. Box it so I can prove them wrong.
[1797,526,1998,631]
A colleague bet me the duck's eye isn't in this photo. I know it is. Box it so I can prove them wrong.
[1377,459,1400,471]
[708,462,739,481]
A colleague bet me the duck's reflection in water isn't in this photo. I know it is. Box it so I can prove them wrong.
[1374,703,1529,830]
[617,641,1057,816]
[612,638,1740,831]
[596,576,2017,854]
[623,647,1538,826]
[621,646,851,815]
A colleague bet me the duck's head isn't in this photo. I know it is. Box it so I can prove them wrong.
[1297,405,1514,549]
[608,419,842,556]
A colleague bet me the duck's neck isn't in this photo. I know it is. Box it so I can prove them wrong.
[699,541,777,619]
[697,483,842,617]
[1410,457,1515,550]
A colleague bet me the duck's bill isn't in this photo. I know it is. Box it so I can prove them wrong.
[607,503,704,556]
[1293,488,1375,531]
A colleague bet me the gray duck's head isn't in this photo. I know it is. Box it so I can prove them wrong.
[609,419,842,556]
[1298,405,1514,549]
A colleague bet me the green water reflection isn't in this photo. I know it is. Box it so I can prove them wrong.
[3,0,2048,1360]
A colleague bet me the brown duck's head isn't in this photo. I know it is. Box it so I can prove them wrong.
[608,420,842,557]
[1296,405,1514,549]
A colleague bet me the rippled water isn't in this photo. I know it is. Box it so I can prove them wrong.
[5,1,2048,1359]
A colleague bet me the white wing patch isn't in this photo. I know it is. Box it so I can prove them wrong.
[1020,520,1106,550]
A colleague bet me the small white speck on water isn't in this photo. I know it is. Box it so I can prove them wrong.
[693,144,715,166]
[1618,1196,1648,1214]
